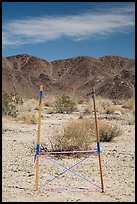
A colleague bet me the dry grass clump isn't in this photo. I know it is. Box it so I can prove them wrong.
[96,96,125,115]
[17,112,38,124]
[42,96,56,114]
[83,96,116,114]
[51,118,122,152]
[96,96,114,113]
[52,119,95,152]
[105,106,125,115]
[46,107,55,114]
[43,95,56,108]
[82,97,125,116]
[18,99,38,112]
[121,98,135,113]
[99,120,122,142]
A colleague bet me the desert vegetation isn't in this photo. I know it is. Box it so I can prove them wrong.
[2,92,135,202]
[53,95,77,113]
[43,118,122,153]
[3,93,134,150]
[17,112,38,124]
[51,119,94,152]
[2,92,23,117]
[121,98,135,113]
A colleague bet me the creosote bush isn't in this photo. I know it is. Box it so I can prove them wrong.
[54,95,76,113]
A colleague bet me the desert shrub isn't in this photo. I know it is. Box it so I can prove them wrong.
[122,98,135,113]
[99,120,122,142]
[82,97,124,115]
[105,106,125,115]
[43,96,56,108]
[78,99,84,104]
[95,97,125,115]
[52,118,122,153]
[96,97,114,113]
[17,112,37,124]
[46,107,55,114]
[54,95,76,113]
[2,92,23,117]
[77,98,92,116]
[52,119,95,152]
[18,99,38,112]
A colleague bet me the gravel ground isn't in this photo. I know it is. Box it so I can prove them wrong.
[2,110,135,202]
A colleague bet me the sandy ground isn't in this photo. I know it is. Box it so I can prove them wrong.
[2,109,135,202]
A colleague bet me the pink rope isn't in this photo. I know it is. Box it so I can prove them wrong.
[40,187,100,192]
[40,149,97,154]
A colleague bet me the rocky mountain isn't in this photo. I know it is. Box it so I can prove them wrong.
[2,54,135,99]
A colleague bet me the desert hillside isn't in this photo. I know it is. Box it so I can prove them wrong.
[2,54,135,99]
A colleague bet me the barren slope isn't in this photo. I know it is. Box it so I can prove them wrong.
[2,54,135,99]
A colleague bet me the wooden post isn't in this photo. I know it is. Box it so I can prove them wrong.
[36,85,43,191]
[92,87,104,193]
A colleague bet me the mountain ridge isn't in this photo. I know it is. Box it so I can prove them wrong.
[2,54,135,99]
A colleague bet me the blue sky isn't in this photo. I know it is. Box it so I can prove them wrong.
[2,2,135,61]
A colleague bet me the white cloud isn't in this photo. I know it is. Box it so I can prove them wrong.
[2,4,135,48]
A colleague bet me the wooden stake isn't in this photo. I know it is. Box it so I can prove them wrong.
[36,85,43,191]
[92,87,104,193]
